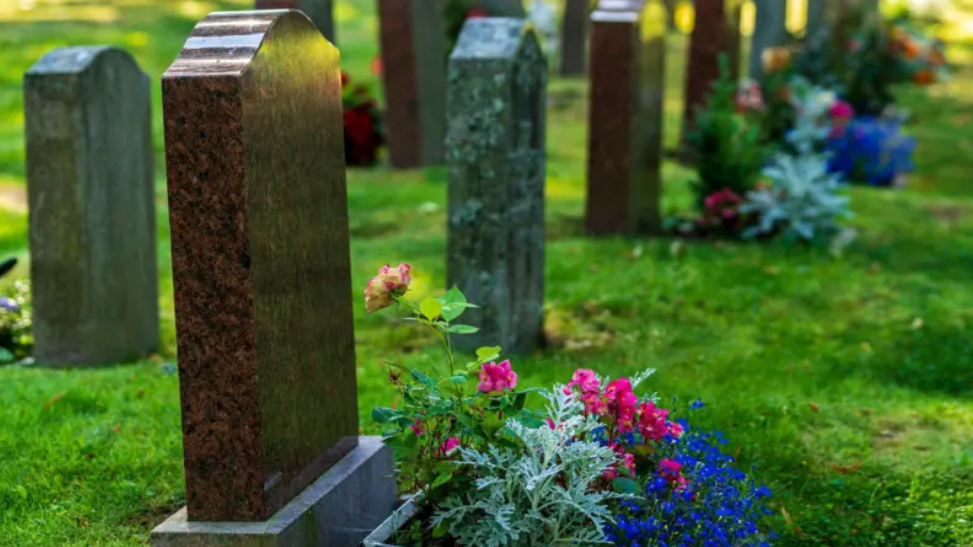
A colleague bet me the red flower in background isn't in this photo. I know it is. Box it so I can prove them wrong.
[370,54,383,76]
[466,7,488,18]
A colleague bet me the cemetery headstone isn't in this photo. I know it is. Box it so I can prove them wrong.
[24,46,158,366]
[683,0,736,142]
[446,17,547,355]
[586,0,666,236]
[377,0,447,168]
[724,0,744,80]
[560,0,588,76]
[151,10,395,546]
[254,0,335,43]
[749,0,789,82]
[806,0,827,41]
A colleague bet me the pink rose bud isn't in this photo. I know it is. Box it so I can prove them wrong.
[364,263,412,313]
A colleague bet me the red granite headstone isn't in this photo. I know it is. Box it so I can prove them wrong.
[161,10,357,522]
[377,0,447,169]
[255,0,335,43]
[682,0,738,140]
[585,0,667,236]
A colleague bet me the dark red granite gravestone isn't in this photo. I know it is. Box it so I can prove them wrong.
[377,0,447,169]
[585,0,667,236]
[255,0,335,43]
[161,10,357,522]
[682,0,739,141]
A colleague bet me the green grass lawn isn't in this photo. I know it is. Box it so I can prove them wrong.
[1,1,973,546]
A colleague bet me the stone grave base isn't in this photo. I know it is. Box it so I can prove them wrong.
[150,437,396,547]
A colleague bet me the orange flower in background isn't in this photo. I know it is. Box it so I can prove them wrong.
[901,38,921,60]
[761,47,791,75]
[930,47,946,66]
[370,54,383,75]
[914,69,935,86]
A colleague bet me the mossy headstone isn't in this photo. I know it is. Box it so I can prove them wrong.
[749,0,789,82]
[446,17,547,355]
[24,46,159,367]
[586,0,667,236]
[377,0,448,168]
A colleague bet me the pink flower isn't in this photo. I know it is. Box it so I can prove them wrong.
[658,459,683,482]
[622,452,636,475]
[605,378,638,432]
[565,369,601,393]
[735,79,765,113]
[439,437,460,456]
[829,100,854,120]
[603,444,637,480]
[667,421,684,439]
[636,401,670,441]
[545,418,556,429]
[477,360,518,393]
[410,420,425,436]
[363,263,412,313]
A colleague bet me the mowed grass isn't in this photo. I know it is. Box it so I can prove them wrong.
[1,1,973,545]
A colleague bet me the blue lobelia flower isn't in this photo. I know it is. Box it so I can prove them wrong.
[826,115,916,187]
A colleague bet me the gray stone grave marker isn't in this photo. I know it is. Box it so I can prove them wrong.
[150,10,394,547]
[560,0,589,76]
[24,46,159,366]
[446,17,547,355]
[377,0,447,169]
[749,0,789,82]
[806,0,827,41]
[586,0,667,236]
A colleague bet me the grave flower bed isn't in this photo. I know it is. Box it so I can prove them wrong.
[341,71,385,166]
[0,257,32,365]
[361,263,774,546]
[674,56,851,244]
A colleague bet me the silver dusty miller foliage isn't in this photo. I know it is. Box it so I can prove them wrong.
[742,78,852,242]
[432,389,624,547]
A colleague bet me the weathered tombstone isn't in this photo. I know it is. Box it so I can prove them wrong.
[254,0,335,43]
[150,10,395,547]
[560,0,588,76]
[749,0,789,82]
[586,0,666,236]
[682,0,737,143]
[24,46,158,367]
[446,17,546,355]
[377,0,447,169]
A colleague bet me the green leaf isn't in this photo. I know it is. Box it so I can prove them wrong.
[612,477,639,495]
[0,347,13,363]
[431,472,453,490]
[437,287,468,322]
[419,297,442,320]
[475,346,502,362]
[447,374,469,384]
[482,414,504,438]
[410,369,435,386]
[512,392,527,411]
[448,324,479,334]
[371,407,400,424]
[432,520,449,538]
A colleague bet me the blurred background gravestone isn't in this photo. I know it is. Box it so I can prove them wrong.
[151,10,394,547]
[446,17,547,355]
[254,0,336,43]
[749,0,789,82]
[560,0,589,75]
[586,0,667,236]
[377,0,447,168]
[24,46,159,367]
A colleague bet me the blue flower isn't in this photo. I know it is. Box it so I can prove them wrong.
[827,115,916,187]
[605,427,774,547]
[0,296,18,312]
